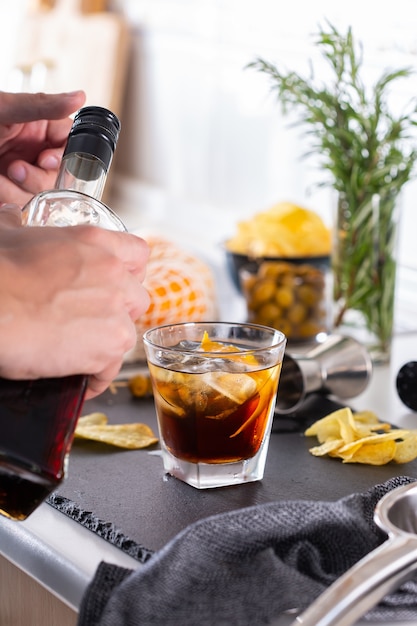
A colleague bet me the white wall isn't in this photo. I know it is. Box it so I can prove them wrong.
[1,0,417,280]
[106,0,417,271]
[0,0,29,87]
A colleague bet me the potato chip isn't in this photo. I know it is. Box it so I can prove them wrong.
[77,412,108,427]
[353,411,391,436]
[75,413,158,449]
[334,440,364,460]
[353,410,380,425]
[339,429,410,449]
[304,407,352,442]
[225,202,331,257]
[75,422,158,449]
[308,439,345,457]
[360,422,392,435]
[340,440,397,465]
[128,374,153,398]
[394,434,417,464]
[339,410,361,443]
[305,407,417,465]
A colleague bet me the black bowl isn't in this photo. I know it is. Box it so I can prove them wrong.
[224,248,330,292]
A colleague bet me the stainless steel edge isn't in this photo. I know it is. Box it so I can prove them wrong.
[0,502,141,611]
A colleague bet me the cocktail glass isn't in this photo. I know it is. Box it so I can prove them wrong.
[143,321,286,489]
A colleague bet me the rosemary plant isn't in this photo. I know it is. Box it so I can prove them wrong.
[248,23,417,358]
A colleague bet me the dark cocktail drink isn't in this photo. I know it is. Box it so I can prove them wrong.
[0,375,86,520]
[148,360,281,464]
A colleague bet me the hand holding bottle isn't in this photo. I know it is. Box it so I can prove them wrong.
[0,103,152,520]
[0,90,86,205]
[0,202,150,399]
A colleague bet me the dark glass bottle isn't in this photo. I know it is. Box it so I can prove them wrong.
[0,107,123,520]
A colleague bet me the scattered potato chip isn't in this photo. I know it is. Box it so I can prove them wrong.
[75,412,158,449]
[77,412,108,427]
[305,407,417,465]
[340,440,397,465]
[353,410,380,425]
[305,407,367,443]
[109,374,153,397]
[309,439,345,457]
[128,374,153,398]
[394,434,417,464]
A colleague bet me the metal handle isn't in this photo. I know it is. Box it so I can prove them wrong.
[292,534,417,626]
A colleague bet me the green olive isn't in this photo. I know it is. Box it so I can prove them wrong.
[273,318,292,336]
[249,278,276,308]
[255,302,282,325]
[242,259,329,340]
[298,321,322,338]
[287,302,307,325]
[297,284,319,306]
[275,286,294,308]
[257,262,282,280]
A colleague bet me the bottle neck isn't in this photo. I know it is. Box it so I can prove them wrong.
[54,152,109,201]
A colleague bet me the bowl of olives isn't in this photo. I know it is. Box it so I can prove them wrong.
[239,257,330,343]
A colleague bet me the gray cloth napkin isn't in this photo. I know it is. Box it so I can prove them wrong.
[77,476,417,626]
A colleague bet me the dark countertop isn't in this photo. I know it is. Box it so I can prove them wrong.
[1,331,416,617]
[54,385,417,554]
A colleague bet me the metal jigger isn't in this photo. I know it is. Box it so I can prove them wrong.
[275,334,373,416]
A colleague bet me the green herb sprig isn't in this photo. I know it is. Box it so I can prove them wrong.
[248,22,417,357]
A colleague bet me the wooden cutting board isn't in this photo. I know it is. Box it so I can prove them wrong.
[11,0,130,116]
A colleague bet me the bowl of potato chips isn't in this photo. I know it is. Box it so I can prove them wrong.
[225,201,331,283]
[225,202,332,341]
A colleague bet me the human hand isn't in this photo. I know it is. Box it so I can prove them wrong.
[0,204,150,398]
[0,90,86,205]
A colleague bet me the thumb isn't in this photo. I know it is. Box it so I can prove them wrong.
[0,203,22,228]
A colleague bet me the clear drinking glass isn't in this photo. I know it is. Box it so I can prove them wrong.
[143,321,286,489]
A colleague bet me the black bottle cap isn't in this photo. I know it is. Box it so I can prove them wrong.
[396,362,417,411]
[63,106,121,170]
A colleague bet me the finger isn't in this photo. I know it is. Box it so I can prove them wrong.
[0,173,33,205]
[0,91,86,125]
[114,233,150,274]
[77,227,150,274]
[37,148,64,171]
[115,234,150,275]
[42,117,77,148]
[7,159,60,195]
[84,360,125,399]
[0,203,22,228]
[125,279,150,322]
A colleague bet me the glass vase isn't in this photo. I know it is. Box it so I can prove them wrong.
[332,191,400,363]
